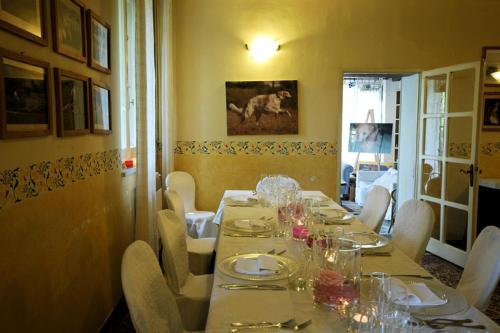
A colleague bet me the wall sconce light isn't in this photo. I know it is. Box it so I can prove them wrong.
[245,37,280,62]
[487,66,500,81]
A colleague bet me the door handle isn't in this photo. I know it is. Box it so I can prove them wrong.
[459,164,474,187]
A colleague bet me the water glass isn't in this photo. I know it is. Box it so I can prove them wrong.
[348,303,378,332]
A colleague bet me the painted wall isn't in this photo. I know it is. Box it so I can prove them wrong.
[173,0,500,212]
[0,1,135,332]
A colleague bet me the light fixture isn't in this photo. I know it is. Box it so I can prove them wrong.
[245,37,280,62]
[487,66,500,81]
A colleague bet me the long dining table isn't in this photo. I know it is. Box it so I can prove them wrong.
[205,190,499,332]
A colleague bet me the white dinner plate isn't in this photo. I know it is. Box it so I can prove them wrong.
[318,209,354,225]
[348,232,391,249]
[218,253,298,281]
[222,218,273,234]
[224,196,259,206]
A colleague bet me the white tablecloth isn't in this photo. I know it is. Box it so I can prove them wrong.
[206,190,499,332]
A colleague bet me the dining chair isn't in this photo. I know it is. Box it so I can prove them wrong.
[157,209,213,332]
[457,226,500,311]
[166,171,217,238]
[121,240,193,333]
[391,199,435,263]
[358,185,391,233]
[165,190,215,275]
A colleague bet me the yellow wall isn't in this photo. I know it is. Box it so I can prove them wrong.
[173,0,500,212]
[0,1,134,332]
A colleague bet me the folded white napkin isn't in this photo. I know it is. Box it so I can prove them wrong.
[234,256,279,276]
[233,219,267,231]
[390,278,447,306]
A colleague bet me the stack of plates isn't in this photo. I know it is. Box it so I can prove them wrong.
[317,208,354,225]
[222,218,273,234]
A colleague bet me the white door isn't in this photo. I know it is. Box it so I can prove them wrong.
[398,74,420,208]
[417,62,481,267]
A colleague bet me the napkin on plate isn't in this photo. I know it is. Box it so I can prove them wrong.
[234,256,279,276]
[390,278,447,306]
[225,195,258,206]
[233,219,267,230]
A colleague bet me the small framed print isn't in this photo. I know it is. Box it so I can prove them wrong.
[482,92,500,131]
[0,48,52,138]
[87,10,111,73]
[89,79,111,134]
[52,0,86,62]
[54,68,89,136]
[0,0,48,45]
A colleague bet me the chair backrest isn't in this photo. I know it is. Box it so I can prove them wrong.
[121,240,184,333]
[157,209,190,294]
[358,185,391,233]
[457,226,500,311]
[341,163,354,183]
[164,189,187,224]
[165,171,196,212]
[392,200,435,263]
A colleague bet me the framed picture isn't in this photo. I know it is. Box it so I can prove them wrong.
[89,78,111,134]
[482,93,500,131]
[0,0,48,45]
[0,48,52,138]
[348,123,393,154]
[225,80,298,135]
[87,10,110,73]
[54,68,89,136]
[52,0,86,62]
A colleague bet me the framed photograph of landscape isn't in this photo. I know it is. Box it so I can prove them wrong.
[52,0,86,62]
[482,92,500,131]
[0,48,52,138]
[87,10,110,73]
[226,80,298,135]
[0,0,48,45]
[54,68,89,136]
[89,78,111,134]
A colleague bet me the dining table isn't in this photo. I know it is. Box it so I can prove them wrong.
[206,190,499,332]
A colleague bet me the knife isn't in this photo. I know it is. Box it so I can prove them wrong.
[219,284,287,291]
[224,233,271,238]
[362,274,433,280]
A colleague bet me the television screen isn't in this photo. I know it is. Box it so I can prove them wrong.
[348,123,393,154]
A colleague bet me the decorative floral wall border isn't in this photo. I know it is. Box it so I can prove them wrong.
[480,142,500,156]
[174,141,338,156]
[448,142,471,158]
[0,149,121,210]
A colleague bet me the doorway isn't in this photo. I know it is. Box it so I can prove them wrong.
[340,73,419,233]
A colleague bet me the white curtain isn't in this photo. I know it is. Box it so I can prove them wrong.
[134,0,158,251]
[155,0,175,189]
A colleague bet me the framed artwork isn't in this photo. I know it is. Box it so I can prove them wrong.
[0,0,48,45]
[54,68,89,136]
[0,48,52,138]
[482,93,500,131]
[52,0,86,62]
[348,123,393,154]
[89,78,111,134]
[87,10,110,73]
[226,80,298,135]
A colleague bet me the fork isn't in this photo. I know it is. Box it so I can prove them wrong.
[230,319,312,331]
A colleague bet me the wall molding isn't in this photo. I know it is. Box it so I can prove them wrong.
[0,149,121,210]
[480,142,500,156]
[175,141,337,156]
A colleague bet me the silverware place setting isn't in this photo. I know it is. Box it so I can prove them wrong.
[229,319,312,331]
[219,284,287,291]
[224,233,271,238]
[413,317,487,330]
[361,251,392,257]
[362,274,434,280]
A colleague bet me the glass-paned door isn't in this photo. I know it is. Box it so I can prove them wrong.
[417,62,480,267]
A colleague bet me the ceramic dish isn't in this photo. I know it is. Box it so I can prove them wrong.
[347,232,391,249]
[222,218,273,234]
[218,253,298,281]
[318,209,354,225]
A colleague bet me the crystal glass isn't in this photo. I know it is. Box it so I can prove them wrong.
[348,303,378,332]
[312,236,361,313]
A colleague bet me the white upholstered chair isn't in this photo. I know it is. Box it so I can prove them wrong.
[166,171,217,238]
[358,185,391,233]
[391,200,435,263]
[121,240,195,333]
[165,190,216,275]
[158,209,213,332]
[457,226,500,311]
